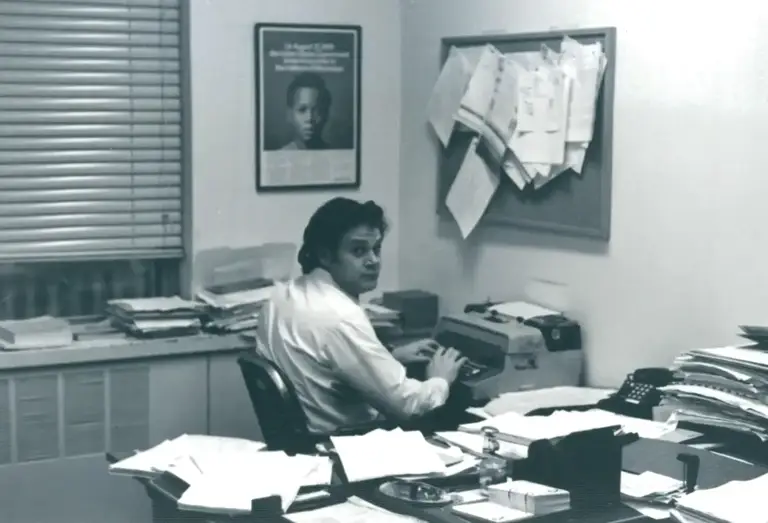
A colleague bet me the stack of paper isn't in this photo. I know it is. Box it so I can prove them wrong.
[479,386,615,417]
[457,409,679,448]
[488,479,570,515]
[110,433,333,515]
[106,296,204,338]
[487,301,560,320]
[427,36,608,239]
[559,409,681,440]
[661,345,768,440]
[196,279,274,333]
[0,315,73,350]
[330,428,447,482]
[457,410,621,446]
[738,325,768,345]
[671,473,768,523]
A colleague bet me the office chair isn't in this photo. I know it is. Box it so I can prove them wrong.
[237,352,390,455]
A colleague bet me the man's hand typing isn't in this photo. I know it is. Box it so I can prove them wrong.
[391,338,439,364]
[426,346,466,384]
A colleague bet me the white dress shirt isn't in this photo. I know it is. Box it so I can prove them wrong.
[254,268,449,434]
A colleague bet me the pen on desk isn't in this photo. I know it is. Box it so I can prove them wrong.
[188,455,203,475]
[426,436,450,449]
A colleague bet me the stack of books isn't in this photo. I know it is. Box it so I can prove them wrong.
[106,297,205,338]
[0,315,73,350]
[196,279,274,333]
[660,344,768,440]
[488,479,570,515]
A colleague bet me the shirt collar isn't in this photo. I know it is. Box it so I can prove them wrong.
[308,267,359,303]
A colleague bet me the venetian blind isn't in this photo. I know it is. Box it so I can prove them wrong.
[0,0,184,261]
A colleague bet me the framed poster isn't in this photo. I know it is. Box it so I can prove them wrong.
[254,23,362,191]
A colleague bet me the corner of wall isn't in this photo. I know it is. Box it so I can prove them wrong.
[396,0,409,291]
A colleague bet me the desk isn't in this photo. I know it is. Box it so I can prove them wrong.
[623,438,767,489]
[114,465,651,523]
[112,436,767,523]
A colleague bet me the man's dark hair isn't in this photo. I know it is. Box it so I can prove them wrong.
[298,198,388,274]
[286,72,332,113]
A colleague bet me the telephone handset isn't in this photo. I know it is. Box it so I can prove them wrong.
[598,367,675,419]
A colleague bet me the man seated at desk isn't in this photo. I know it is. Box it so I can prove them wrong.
[254,197,467,434]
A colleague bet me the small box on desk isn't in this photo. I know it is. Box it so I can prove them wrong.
[382,290,439,333]
[487,480,570,515]
[508,426,637,511]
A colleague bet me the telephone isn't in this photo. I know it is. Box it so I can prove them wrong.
[597,367,675,420]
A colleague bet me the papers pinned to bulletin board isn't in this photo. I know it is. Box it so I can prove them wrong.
[427,33,609,239]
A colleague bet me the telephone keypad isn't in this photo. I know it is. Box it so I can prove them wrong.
[622,380,654,404]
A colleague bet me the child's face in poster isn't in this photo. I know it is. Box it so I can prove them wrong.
[287,87,328,147]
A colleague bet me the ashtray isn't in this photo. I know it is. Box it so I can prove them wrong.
[377,479,453,506]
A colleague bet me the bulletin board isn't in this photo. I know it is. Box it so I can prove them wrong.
[436,27,617,240]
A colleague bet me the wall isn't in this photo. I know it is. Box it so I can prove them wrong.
[189,0,402,292]
[400,0,768,386]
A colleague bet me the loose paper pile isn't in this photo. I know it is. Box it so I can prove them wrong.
[109,433,332,515]
[671,473,768,523]
[109,433,270,479]
[330,428,448,483]
[176,450,331,515]
[427,36,607,238]
[441,409,680,459]
[621,471,684,520]
[478,386,615,417]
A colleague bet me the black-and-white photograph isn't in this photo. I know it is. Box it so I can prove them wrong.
[255,23,361,191]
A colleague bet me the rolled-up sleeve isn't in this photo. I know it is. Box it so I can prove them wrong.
[323,315,449,419]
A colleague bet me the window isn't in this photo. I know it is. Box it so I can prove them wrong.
[0,0,188,320]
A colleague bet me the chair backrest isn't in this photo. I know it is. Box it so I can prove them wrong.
[237,352,313,454]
